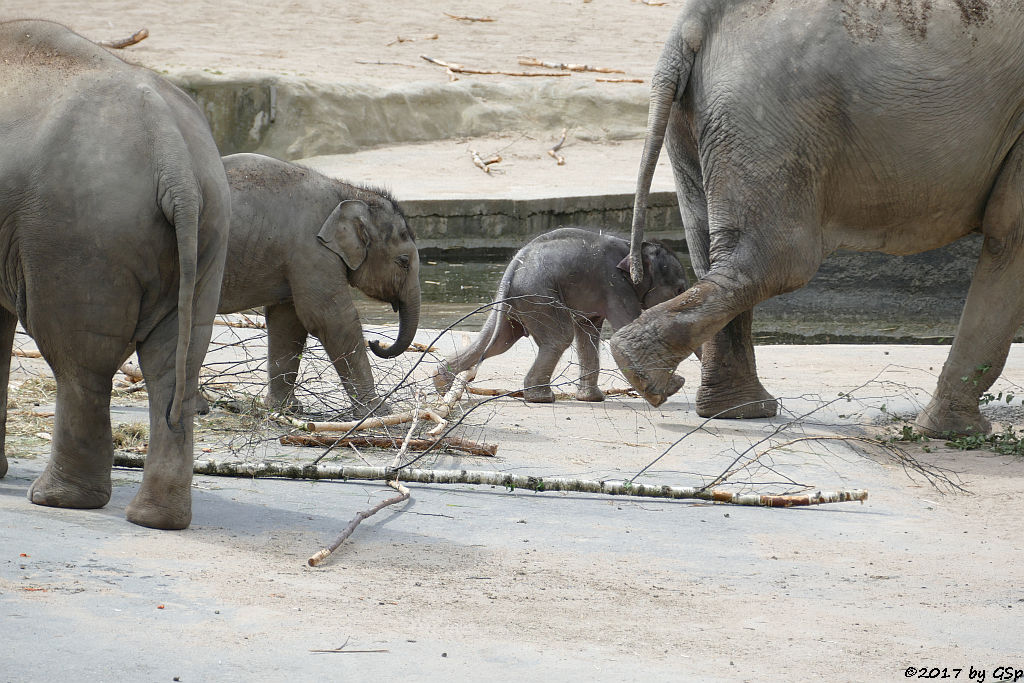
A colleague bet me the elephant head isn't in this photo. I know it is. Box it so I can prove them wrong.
[316,194,420,358]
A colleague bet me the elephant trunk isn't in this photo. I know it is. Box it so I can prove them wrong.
[369,276,421,359]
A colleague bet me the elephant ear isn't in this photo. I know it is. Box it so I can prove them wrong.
[317,200,372,270]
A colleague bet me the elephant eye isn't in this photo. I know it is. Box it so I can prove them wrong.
[395,254,411,270]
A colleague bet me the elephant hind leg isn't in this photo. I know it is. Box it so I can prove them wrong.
[26,330,129,510]
[433,309,525,393]
[696,310,777,418]
[125,308,211,530]
[265,303,307,414]
[0,307,17,479]
[917,144,1024,436]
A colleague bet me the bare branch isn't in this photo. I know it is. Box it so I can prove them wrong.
[420,55,570,78]
[518,56,624,74]
[99,28,149,49]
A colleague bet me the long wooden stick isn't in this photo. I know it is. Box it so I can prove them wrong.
[307,479,410,566]
[110,453,866,507]
[280,433,497,456]
[466,386,638,399]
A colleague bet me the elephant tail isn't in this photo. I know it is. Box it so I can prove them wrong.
[629,12,701,285]
[142,85,202,428]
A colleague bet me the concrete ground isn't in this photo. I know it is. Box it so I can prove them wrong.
[3,328,1024,681]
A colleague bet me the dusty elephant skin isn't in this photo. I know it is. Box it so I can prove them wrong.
[434,227,689,402]
[0,20,230,529]
[613,0,1024,435]
[214,153,420,418]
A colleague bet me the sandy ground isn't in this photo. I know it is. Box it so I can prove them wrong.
[2,2,1024,680]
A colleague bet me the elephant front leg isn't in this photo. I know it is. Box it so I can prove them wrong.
[265,304,307,414]
[314,320,391,418]
[573,317,606,402]
[696,310,777,418]
[0,308,17,479]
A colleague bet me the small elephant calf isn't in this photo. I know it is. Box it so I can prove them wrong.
[433,227,689,402]
[211,153,420,417]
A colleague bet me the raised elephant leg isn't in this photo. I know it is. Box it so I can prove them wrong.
[611,223,822,407]
[916,149,1024,436]
[0,308,19,479]
[574,317,605,402]
[695,310,777,418]
[265,303,307,413]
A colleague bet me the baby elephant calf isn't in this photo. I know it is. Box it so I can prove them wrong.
[433,227,689,402]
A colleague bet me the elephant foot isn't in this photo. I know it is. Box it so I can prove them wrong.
[524,386,555,403]
[126,488,191,530]
[696,379,778,419]
[351,396,392,418]
[432,365,455,395]
[575,385,605,402]
[915,396,991,438]
[264,394,305,415]
[28,464,111,510]
[609,328,687,407]
[1,453,7,479]
[195,392,211,415]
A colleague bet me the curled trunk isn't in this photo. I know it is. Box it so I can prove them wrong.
[369,276,421,358]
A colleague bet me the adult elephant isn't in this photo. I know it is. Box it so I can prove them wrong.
[214,153,420,417]
[611,0,1024,436]
[0,20,229,529]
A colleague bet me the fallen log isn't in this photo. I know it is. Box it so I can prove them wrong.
[280,433,497,457]
[110,453,867,507]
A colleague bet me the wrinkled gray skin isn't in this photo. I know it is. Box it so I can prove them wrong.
[612,0,1024,436]
[434,227,689,402]
[212,153,420,417]
[0,21,229,528]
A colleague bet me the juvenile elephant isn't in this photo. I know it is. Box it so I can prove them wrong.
[214,153,420,417]
[612,0,1024,437]
[0,21,229,529]
[434,227,689,402]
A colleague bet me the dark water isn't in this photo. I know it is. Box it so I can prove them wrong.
[354,254,966,344]
[355,258,508,332]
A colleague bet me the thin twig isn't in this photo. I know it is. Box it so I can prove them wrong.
[421,55,570,78]
[518,56,624,74]
[443,11,495,22]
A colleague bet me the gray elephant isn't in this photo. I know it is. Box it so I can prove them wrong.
[213,153,420,417]
[0,21,229,529]
[434,227,689,402]
[611,0,1024,436]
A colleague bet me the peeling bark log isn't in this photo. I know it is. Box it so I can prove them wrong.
[110,453,867,507]
[548,128,567,165]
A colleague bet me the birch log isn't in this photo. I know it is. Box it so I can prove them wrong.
[110,454,866,507]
